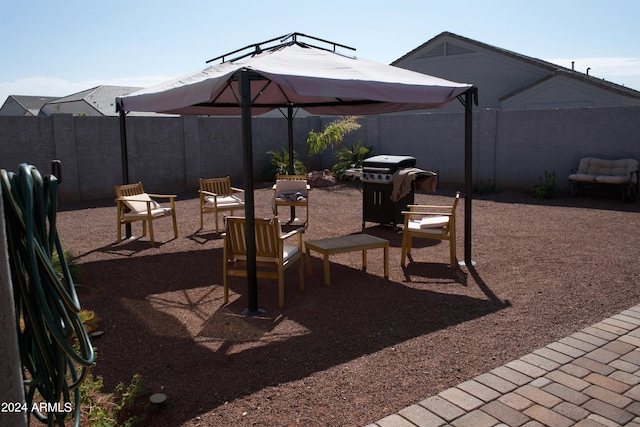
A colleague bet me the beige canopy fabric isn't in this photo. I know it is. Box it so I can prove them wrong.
[116,43,472,116]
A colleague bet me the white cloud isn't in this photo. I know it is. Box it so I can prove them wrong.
[0,75,177,105]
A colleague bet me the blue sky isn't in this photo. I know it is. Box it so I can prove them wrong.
[2,0,640,103]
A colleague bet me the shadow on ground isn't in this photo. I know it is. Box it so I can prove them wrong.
[78,241,508,426]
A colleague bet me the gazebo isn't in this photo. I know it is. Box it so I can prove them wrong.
[116,33,477,313]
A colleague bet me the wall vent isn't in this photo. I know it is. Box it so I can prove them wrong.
[445,42,474,55]
[418,41,474,59]
[419,42,445,58]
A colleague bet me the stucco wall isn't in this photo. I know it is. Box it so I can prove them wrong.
[492,107,640,190]
[1,106,639,202]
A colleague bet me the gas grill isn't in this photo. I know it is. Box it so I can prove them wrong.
[362,155,416,229]
[361,155,416,183]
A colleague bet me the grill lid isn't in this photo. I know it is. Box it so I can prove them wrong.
[363,155,416,171]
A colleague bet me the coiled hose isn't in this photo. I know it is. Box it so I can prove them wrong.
[1,164,94,427]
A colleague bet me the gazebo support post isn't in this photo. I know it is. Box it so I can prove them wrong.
[462,87,477,266]
[118,110,132,239]
[239,69,261,315]
[287,105,296,220]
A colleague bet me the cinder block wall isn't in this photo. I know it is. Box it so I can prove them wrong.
[1,106,639,202]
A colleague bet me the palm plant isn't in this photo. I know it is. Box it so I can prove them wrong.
[262,148,306,181]
[333,140,372,180]
[306,116,361,170]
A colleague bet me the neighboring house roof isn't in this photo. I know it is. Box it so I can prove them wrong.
[500,68,640,101]
[392,31,640,110]
[42,85,143,116]
[0,95,59,116]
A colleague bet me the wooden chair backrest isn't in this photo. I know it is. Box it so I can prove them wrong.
[274,174,309,195]
[451,192,460,212]
[115,182,144,198]
[225,217,282,262]
[200,177,232,197]
[275,175,307,181]
[408,192,460,214]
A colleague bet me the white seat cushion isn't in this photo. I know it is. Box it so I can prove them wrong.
[124,207,172,218]
[275,180,308,199]
[235,245,299,263]
[275,192,307,202]
[407,215,449,233]
[282,245,300,261]
[120,193,160,213]
[205,195,244,207]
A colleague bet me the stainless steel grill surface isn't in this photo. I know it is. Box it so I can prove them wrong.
[361,155,416,183]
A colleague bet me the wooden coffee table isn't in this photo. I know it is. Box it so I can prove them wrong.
[304,234,389,286]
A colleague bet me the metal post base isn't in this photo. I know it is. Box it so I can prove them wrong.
[242,308,266,317]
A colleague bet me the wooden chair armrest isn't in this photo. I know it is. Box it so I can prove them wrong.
[199,190,218,197]
[280,228,301,240]
[406,204,451,209]
[401,211,453,217]
[147,193,177,199]
[116,196,153,202]
[231,187,245,194]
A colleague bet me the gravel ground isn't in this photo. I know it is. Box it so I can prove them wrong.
[55,182,640,426]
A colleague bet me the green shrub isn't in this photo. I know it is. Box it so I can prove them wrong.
[332,140,372,181]
[76,373,149,427]
[52,248,83,284]
[532,171,560,199]
[473,179,500,195]
[259,148,306,181]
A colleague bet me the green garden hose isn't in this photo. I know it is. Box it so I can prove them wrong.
[1,164,94,427]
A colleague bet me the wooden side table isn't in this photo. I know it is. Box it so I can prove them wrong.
[304,234,389,286]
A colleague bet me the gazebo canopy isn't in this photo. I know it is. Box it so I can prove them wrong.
[116,33,477,313]
[116,33,472,116]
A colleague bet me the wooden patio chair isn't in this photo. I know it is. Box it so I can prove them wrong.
[222,216,304,308]
[114,182,178,245]
[199,177,245,233]
[272,174,310,228]
[400,192,460,268]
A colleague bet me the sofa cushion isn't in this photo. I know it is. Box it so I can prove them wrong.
[596,175,631,185]
[572,157,638,183]
[568,173,596,183]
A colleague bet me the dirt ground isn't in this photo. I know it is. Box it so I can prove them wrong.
[55,182,640,426]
